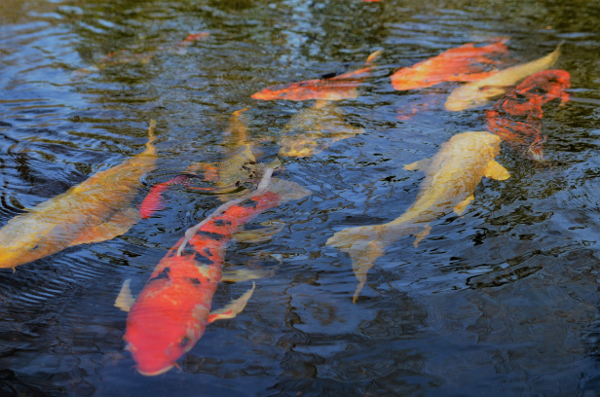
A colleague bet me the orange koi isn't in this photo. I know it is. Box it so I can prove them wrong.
[251,50,381,101]
[116,171,310,376]
[390,39,509,91]
[485,70,570,161]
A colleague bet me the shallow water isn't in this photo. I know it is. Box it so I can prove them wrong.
[1,0,600,395]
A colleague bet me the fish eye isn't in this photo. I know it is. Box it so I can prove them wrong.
[30,244,39,251]
[180,336,190,347]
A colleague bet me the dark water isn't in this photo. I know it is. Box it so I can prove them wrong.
[1,0,600,395]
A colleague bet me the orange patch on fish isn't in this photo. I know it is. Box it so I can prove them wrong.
[252,51,381,101]
[486,70,570,161]
[391,39,509,91]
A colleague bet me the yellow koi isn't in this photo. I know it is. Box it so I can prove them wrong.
[326,131,510,302]
[278,100,365,158]
[0,121,158,269]
[445,44,561,111]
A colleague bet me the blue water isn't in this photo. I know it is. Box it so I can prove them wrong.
[1,0,600,396]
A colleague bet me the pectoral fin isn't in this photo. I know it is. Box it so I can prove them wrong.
[404,158,431,171]
[221,268,267,283]
[485,160,510,180]
[454,194,474,216]
[232,224,285,243]
[115,279,136,312]
[208,282,255,323]
[69,207,141,247]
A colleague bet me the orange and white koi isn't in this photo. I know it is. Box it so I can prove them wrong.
[391,39,509,91]
[116,169,311,376]
[251,51,382,101]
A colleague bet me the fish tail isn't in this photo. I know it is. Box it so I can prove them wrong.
[327,221,427,302]
[261,178,311,204]
[140,175,191,219]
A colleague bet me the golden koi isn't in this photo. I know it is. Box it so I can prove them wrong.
[445,44,562,111]
[326,131,510,302]
[278,100,365,158]
[0,121,158,269]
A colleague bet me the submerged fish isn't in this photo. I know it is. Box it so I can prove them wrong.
[251,51,381,101]
[445,44,562,111]
[277,100,365,158]
[116,170,311,376]
[139,109,271,219]
[326,131,510,302]
[391,39,509,91]
[486,70,570,161]
[77,33,209,74]
[0,121,158,269]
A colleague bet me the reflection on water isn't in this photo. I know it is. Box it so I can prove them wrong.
[1,0,600,395]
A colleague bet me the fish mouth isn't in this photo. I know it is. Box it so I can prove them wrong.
[137,364,174,376]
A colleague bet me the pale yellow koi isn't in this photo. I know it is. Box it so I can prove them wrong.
[326,131,510,302]
[445,44,561,111]
[0,121,157,269]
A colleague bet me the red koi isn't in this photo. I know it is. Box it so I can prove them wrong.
[391,39,509,91]
[251,50,381,101]
[120,176,310,376]
[486,70,570,161]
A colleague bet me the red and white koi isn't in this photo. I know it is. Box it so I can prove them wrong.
[117,169,310,376]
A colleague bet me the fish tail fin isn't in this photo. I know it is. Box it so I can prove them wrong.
[139,175,191,219]
[326,221,428,302]
[263,178,311,204]
[366,50,383,66]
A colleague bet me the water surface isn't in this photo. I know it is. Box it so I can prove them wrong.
[1,0,600,395]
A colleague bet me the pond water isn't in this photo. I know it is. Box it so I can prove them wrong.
[1,0,600,395]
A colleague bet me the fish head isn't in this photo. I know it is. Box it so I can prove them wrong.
[124,261,210,376]
[0,218,63,268]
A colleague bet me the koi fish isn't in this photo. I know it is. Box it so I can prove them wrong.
[445,43,562,111]
[0,121,158,269]
[326,131,510,302]
[277,100,365,158]
[116,170,311,376]
[139,109,271,219]
[251,51,382,101]
[391,39,509,91]
[486,70,570,161]
[76,33,209,74]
